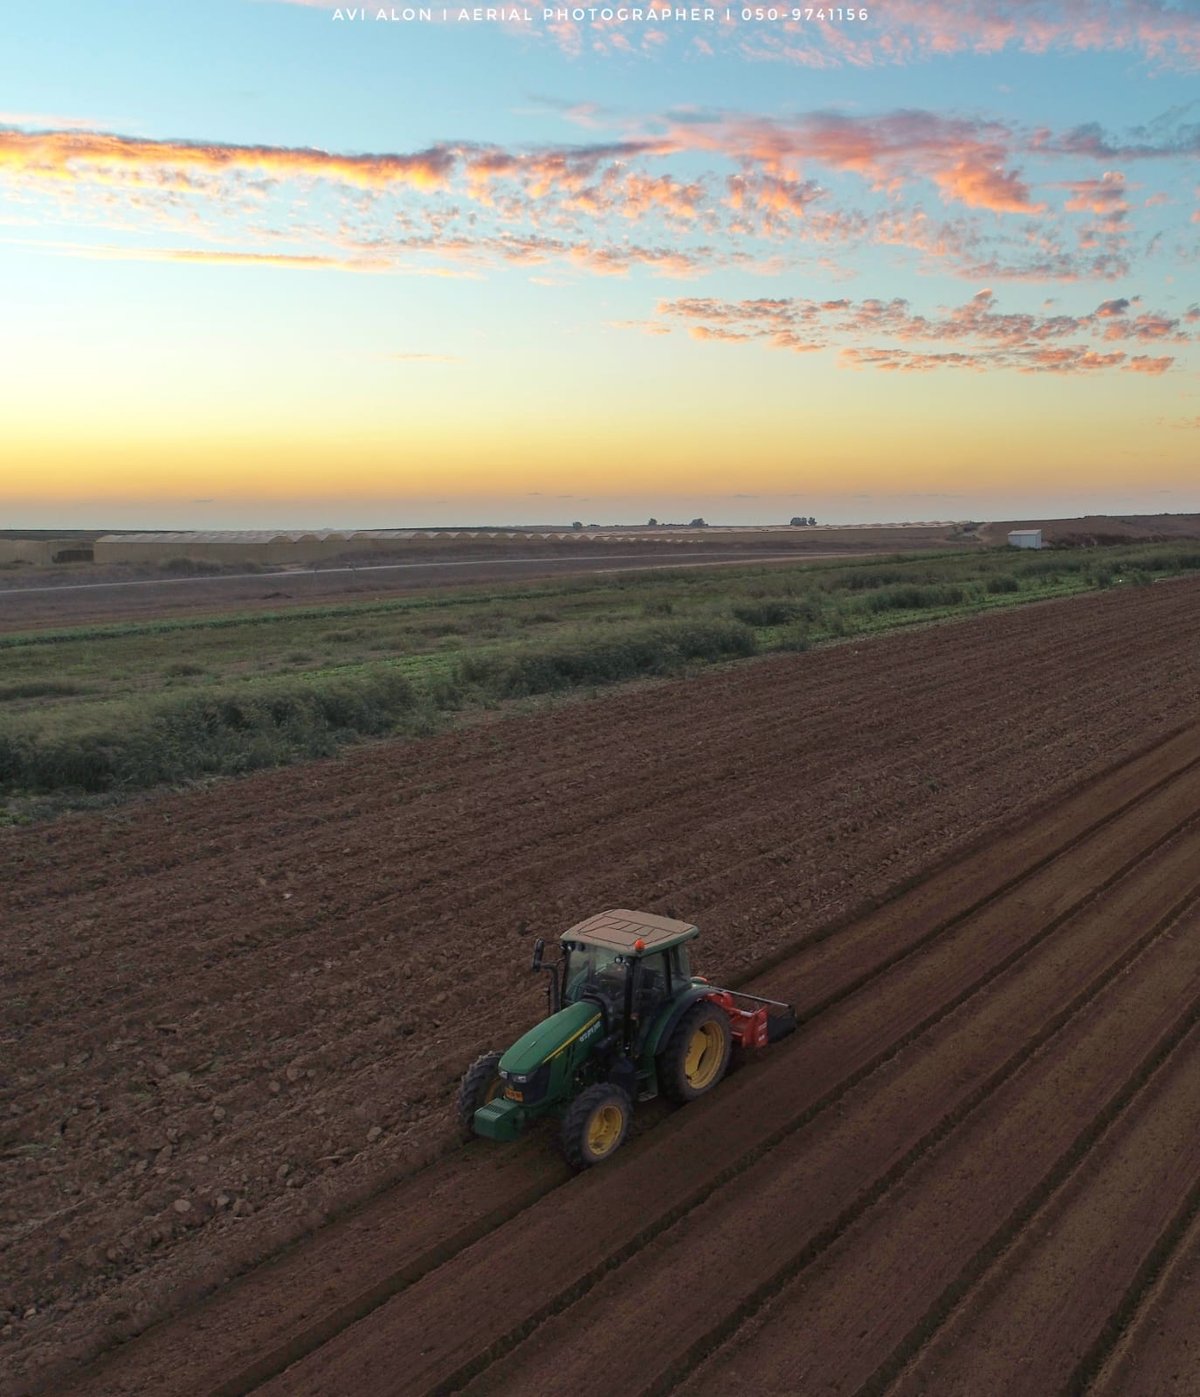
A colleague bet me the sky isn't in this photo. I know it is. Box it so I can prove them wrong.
[0,0,1197,529]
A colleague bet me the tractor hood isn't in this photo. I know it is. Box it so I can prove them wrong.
[500,1000,603,1077]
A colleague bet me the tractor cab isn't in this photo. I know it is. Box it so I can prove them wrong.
[556,910,699,1052]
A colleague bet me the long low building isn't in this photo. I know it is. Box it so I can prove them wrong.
[91,522,971,568]
[0,538,95,565]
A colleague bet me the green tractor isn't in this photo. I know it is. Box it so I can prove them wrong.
[458,909,796,1169]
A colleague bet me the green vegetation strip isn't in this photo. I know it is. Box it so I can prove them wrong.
[2,543,1198,814]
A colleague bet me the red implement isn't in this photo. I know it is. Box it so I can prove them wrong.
[706,990,771,1049]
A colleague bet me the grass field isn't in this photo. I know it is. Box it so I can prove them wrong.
[3,542,1198,816]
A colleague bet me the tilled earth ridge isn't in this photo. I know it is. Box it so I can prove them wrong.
[675,889,1200,1395]
[3,576,1200,1392]
[1088,1206,1200,1397]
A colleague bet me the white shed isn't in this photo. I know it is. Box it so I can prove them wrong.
[1007,529,1044,550]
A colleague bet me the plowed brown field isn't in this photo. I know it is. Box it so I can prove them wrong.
[6,577,1200,1395]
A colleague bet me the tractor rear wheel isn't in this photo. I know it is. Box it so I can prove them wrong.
[457,1051,504,1140]
[659,1001,732,1104]
[561,1083,632,1170]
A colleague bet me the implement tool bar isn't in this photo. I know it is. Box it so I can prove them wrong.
[714,988,794,1011]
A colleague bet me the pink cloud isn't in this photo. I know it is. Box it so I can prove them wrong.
[668,109,1045,215]
[1023,346,1126,372]
[655,288,1194,373]
[840,347,991,372]
[2,107,1192,289]
[876,0,1200,70]
[1062,170,1129,226]
[1109,312,1184,341]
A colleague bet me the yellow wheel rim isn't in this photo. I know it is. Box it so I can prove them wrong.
[586,1102,624,1157]
[684,1021,725,1090]
[482,1077,503,1105]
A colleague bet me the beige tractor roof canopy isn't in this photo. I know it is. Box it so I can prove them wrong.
[562,909,699,956]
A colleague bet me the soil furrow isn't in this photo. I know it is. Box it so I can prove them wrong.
[677,922,1200,1397]
[884,1019,1200,1396]
[1085,1201,1200,1397]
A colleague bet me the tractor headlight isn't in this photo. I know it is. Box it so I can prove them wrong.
[501,1064,550,1104]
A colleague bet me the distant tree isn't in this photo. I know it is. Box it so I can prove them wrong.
[572,520,583,530]
[647,517,658,527]
[808,516,817,526]
[790,516,808,526]
[689,517,707,527]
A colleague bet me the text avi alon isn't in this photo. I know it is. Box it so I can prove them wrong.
[332,5,727,16]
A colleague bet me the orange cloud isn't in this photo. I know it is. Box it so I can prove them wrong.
[157,248,392,270]
[604,319,672,335]
[6,239,457,274]
[0,129,456,190]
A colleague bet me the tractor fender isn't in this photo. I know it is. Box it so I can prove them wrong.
[645,985,714,1061]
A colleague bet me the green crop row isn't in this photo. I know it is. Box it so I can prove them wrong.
[6,540,1200,812]
[0,669,418,794]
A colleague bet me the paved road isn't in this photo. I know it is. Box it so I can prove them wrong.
[0,548,867,629]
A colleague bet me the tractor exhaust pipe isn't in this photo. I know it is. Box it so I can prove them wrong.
[530,937,562,1014]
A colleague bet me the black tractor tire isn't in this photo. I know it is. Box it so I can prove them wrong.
[560,1083,633,1170]
[456,1051,504,1141]
[658,1000,733,1104]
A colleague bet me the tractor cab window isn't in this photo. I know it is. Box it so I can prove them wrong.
[563,942,629,1012]
[629,951,672,1050]
[634,951,670,1010]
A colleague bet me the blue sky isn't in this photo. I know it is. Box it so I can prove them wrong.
[1,1,1197,528]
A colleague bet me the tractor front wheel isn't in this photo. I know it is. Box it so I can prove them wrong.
[457,1051,504,1140]
[659,1001,732,1104]
[561,1083,632,1170]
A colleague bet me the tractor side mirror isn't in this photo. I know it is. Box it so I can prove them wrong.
[530,937,545,972]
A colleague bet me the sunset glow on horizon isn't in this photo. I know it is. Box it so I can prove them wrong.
[1,1,1197,528]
